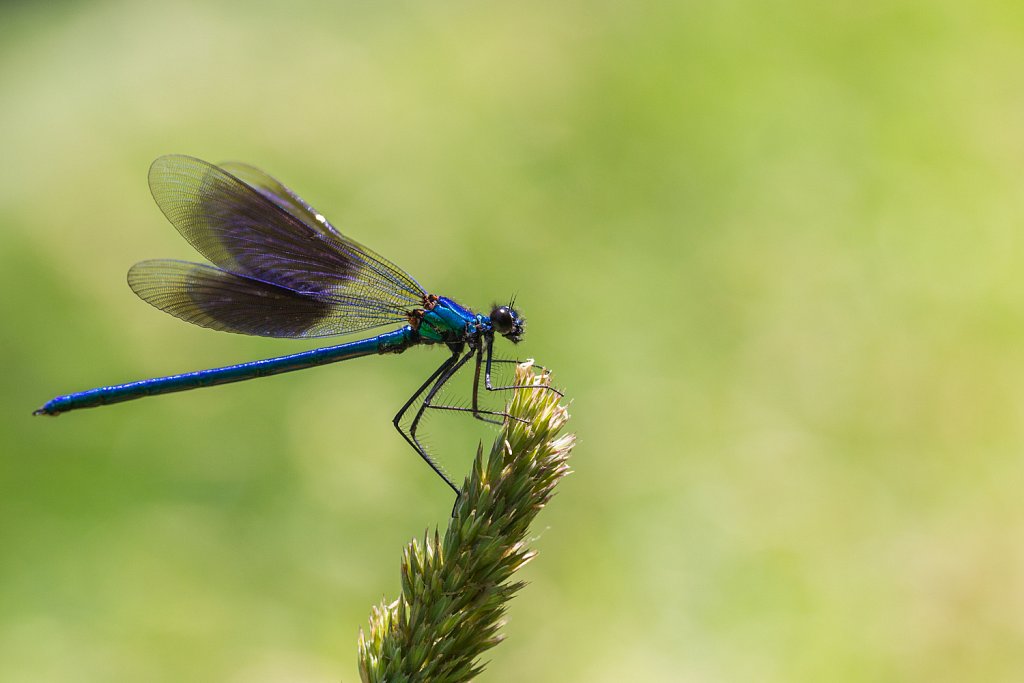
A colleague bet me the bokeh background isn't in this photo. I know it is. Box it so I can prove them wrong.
[2,1,1023,681]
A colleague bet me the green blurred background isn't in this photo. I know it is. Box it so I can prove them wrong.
[2,1,1023,681]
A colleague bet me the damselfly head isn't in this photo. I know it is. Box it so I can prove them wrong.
[490,305,524,343]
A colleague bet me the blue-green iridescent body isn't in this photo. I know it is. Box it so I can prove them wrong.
[37,296,484,414]
[34,156,534,498]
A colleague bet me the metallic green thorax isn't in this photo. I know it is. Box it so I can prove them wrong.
[415,296,481,344]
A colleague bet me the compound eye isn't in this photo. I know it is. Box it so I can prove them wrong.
[491,306,515,335]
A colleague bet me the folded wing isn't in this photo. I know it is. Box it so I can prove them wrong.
[134,155,427,337]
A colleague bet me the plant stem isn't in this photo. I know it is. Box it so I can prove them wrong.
[358,363,574,683]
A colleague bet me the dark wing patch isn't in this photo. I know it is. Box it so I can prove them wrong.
[136,155,430,337]
[128,260,341,338]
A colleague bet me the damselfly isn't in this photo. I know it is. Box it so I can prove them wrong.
[35,155,551,497]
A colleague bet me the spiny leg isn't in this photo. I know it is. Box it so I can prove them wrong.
[485,358,554,372]
[399,346,487,497]
[482,335,565,396]
[393,348,463,496]
[420,339,524,427]
[409,346,513,516]
[434,333,557,423]
[464,340,519,425]
[394,341,560,506]
[406,347,480,453]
